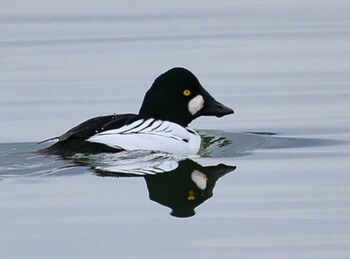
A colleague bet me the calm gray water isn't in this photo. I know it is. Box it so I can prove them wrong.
[1,1,350,258]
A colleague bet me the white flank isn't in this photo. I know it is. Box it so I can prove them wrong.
[188,95,204,115]
[96,160,179,176]
[87,119,201,156]
[191,170,208,190]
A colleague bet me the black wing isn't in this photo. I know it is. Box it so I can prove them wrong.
[39,113,140,156]
[59,113,138,142]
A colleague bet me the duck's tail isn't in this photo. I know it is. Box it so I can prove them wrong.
[37,136,59,144]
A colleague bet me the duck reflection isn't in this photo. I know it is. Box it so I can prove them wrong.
[94,158,236,218]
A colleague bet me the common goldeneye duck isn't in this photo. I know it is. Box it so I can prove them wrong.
[42,67,233,156]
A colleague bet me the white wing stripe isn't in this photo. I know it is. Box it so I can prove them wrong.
[97,119,147,135]
[119,119,146,134]
[97,119,178,136]
[122,119,153,134]
[141,120,163,133]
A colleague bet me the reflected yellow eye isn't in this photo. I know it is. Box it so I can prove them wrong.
[187,190,195,201]
[183,89,191,96]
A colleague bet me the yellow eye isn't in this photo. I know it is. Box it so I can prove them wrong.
[187,190,195,201]
[183,89,191,96]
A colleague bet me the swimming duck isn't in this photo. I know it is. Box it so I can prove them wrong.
[43,67,233,156]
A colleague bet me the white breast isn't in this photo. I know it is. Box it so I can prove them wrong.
[87,119,201,156]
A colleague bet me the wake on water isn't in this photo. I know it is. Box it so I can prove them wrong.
[0,130,342,179]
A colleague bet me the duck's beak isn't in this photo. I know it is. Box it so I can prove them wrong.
[200,98,234,117]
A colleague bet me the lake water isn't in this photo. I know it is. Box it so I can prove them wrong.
[1,1,350,258]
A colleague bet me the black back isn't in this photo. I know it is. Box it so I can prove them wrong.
[41,114,138,156]
[59,114,138,141]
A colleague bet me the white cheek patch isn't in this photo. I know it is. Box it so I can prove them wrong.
[188,95,204,115]
[191,170,208,190]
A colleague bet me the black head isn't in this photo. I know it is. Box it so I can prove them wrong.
[138,67,233,127]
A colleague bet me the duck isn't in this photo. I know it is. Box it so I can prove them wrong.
[42,67,233,156]
[94,158,236,218]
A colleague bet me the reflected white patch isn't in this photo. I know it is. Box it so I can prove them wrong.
[96,160,179,176]
[191,170,208,190]
[188,95,204,115]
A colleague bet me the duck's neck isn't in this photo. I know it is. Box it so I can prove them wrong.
[138,109,191,128]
